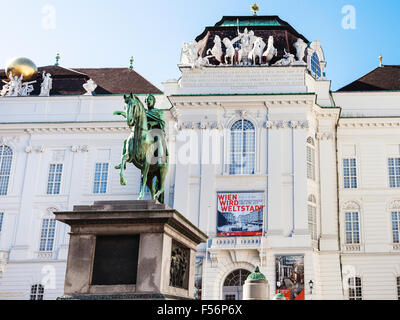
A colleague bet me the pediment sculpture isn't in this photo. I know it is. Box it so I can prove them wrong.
[180,28,310,69]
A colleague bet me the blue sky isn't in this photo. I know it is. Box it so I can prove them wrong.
[1,0,399,90]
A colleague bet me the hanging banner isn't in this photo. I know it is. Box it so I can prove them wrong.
[275,255,305,300]
[216,191,264,237]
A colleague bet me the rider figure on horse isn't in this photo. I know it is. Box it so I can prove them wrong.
[145,94,167,166]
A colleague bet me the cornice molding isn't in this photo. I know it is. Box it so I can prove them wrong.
[24,127,129,134]
[339,120,400,128]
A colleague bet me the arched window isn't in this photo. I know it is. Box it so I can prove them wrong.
[308,195,317,241]
[30,284,44,300]
[311,52,321,78]
[306,137,315,180]
[348,277,362,300]
[0,145,13,196]
[223,269,251,300]
[229,120,255,175]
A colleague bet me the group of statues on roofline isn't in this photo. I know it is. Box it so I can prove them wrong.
[1,71,52,97]
[181,28,308,69]
[1,71,98,97]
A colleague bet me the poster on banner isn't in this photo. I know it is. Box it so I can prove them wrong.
[216,191,264,237]
[275,255,305,300]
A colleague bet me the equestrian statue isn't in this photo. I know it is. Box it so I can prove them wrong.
[114,93,168,203]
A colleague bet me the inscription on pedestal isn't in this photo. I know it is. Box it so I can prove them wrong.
[91,235,140,285]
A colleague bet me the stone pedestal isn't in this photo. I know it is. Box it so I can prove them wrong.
[55,200,207,300]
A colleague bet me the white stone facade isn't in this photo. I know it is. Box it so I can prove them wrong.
[0,56,400,301]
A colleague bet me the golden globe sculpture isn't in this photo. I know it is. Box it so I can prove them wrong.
[5,57,38,81]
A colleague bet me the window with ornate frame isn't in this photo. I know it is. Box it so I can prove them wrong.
[47,163,63,195]
[388,158,400,188]
[308,195,317,241]
[93,163,109,194]
[229,119,255,175]
[30,284,44,300]
[39,218,56,252]
[306,137,315,180]
[343,158,357,189]
[348,277,362,300]
[0,145,13,196]
[345,211,360,244]
[391,211,400,244]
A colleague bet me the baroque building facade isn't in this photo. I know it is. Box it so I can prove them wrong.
[0,15,399,300]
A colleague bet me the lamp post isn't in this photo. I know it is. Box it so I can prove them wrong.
[308,280,314,295]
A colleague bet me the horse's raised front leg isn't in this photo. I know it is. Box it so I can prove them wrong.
[118,139,129,185]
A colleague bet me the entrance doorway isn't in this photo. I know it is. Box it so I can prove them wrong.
[222,269,251,300]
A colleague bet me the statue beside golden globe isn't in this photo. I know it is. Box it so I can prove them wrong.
[5,57,38,81]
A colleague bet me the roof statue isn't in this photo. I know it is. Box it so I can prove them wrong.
[262,36,278,65]
[114,93,168,203]
[248,37,266,65]
[293,38,308,65]
[273,48,296,66]
[83,78,97,95]
[206,35,223,64]
[39,72,52,97]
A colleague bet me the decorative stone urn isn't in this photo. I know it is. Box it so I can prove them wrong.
[243,266,270,300]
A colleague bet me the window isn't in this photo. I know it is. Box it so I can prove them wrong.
[308,195,317,241]
[47,164,63,195]
[392,211,400,243]
[307,137,315,180]
[348,277,362,300]
[388,158,400,188]
[343,158,357,188]
[0,212,3,232]
[93,163,109,194]
[311,52,321,78]
[345,212,360,244]
[229,119,255,175]
[30,284,44,300]
[397,276,400,300]
[0,145,13,196]
[39,218,56,252]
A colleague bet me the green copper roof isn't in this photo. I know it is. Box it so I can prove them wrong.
[247,266,266,280]
[219,17,282,27]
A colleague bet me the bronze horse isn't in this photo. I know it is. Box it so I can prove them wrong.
[114,93,168,203]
